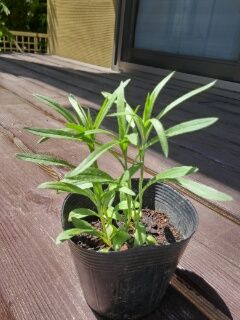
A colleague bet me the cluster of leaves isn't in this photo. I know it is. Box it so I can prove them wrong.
[2,0,47,33]
[0,1,11,40]
[17,73,232,251]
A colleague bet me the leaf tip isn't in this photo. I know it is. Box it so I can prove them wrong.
[55,236,62,245]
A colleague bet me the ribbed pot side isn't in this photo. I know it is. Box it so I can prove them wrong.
[61,182,199,320]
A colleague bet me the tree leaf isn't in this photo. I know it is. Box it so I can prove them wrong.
[166,118,218,138]
[176,178,233,201]
[143,166,198,192]
[134,222,147,246]
[157,80,217,119]
[68,94,88,126]
[16,153,75,168]
[33,94,77,124]
[65,141,118,178]
[1,2,10,15]
[143,71,175,122]
[149,118,168,157]
[24,127,84,141]
[112,229,130,251]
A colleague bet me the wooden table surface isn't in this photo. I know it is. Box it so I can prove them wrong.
[0,53,239,320]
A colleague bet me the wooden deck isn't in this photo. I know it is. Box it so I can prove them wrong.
[0,53,239,320]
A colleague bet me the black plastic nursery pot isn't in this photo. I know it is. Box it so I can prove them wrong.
[61,182,199,320]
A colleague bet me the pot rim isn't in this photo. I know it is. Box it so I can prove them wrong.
[61,182,199,256]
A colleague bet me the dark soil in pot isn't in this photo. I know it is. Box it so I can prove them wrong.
[61,182,199,320]
[72,209,183,251]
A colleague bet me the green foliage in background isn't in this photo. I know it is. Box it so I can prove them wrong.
[0,1,11,38]
[2,0,47,33]
[17,75,232,252]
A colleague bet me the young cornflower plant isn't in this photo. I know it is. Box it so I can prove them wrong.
[16,74,232,251]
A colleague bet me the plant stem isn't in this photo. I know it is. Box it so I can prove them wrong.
[138,149,145,220]
[122,150,132,229]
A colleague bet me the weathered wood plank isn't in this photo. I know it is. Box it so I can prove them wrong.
[0,86,239,318]
[0,56,239,216]
[0,133,232,320]
[0,81,239,218]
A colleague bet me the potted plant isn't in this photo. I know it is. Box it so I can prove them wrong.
[17,73,232,319]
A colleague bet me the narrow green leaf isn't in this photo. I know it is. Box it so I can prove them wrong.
[121,163,142,183]
[126,103,136,128]
[16,153,75,168]
[106,224,115,239]
[176,178,233,201]
[143,166,198,192]
[166,118,218,138]
[101,91,111,99]
[157,80,217,119]
[37,137,49,144]
[67,182,93,189]
[64,167,113,184]
[146,234,157,245]
[65,141,118,178]
[84,128,116,137]
[56,228,83,244]
[94,79,130,128]
[56,225,100,244]
[116,83,126,139]
[119,186,135,196]
[126,133,138,146]
[107,111,132,117]
[99,247,110,253]
[101,188,117,209]
[25,127,84,141]
[149,118,168,157]
[109,111,145,142]
[143,71,175,121]
[134,222,147,246]
[87,108,93,127]
[33,94,77,124]
[68,94,88,126]
[70,218,99,236]
[66,123,86,133]
[38,181,96,204]
[112,229,130,251]
[114,200,139,211]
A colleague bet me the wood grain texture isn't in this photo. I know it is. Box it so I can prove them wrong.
[0,53,239,213]
[0,124,226,320]
[0,54,239,319]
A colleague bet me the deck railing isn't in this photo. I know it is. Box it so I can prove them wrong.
[0,30,48,53]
